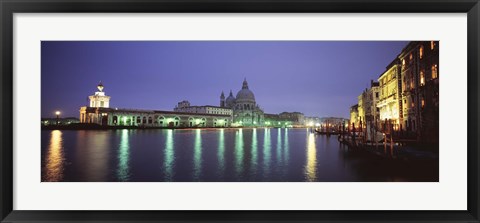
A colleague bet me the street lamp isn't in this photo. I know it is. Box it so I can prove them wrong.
[55,111,61,125]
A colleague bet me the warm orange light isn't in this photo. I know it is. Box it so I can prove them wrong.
[420,70,425,86]
[419,45,424,59]
[432,64,438,79]
[55,111,61,116]
[45,130,64,181]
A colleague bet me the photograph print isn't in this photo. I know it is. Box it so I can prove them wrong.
[41,41,439,182]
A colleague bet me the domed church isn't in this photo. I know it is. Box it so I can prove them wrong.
[220,78,265,127]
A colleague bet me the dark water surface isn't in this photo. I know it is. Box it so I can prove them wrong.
[41,128,438,182]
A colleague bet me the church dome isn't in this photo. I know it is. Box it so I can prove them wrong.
[235,78,256,102]
[236,89,255,101]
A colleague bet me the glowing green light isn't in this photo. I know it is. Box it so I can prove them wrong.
[251,128,258,173]
[235,129,244,176]
[164,129,174,181]
[263,128,271,177]
[217,129,225,177]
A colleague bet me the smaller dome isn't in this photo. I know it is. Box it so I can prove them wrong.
[226,90,236,105]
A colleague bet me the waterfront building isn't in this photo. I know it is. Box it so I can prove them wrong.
[377,59,403,129]
[220,78,265,127]
[358,80,380,129]
[304,116,321,126]
[88,82,110,108]
[174,100,233,116]
[399,41,439,141]
[357,93,365,127]
[344,41,439,143]
[279,112,305,127]
[264,113,288,127]
[349,104,359,128]
[263,112,304,127]
[79,83,232,127]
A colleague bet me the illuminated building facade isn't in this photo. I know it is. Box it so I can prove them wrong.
[349,104,359,128]
[279,112,305,126]
[88,82,110,108]
[304,116,321,126]
[174,100,233,116]
[377,59,402,127]
[220,78,265,127]
[348,41,439,143]
[79,83,232,127]
[357,93,365,126]
[263,112,304,127]
[368,81,381,125]
[399,41,439,141]
[358,80,380,128]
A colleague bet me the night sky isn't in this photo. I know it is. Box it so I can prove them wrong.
[41,41,408,118]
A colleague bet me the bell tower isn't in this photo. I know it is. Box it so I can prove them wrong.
[220,91,225,107]
[89,82,111,108]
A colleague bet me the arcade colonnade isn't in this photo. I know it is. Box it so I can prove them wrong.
[79,107,232,128]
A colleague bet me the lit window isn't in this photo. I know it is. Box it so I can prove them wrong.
[432,64,438,79]
[431,41,435,50]
[409,53,413,60]
[419,45,424,59]
[421,98,425,108]
[420,70,425,86]
[402,59,405,67]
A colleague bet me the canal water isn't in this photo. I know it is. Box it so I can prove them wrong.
[41,128,438,182]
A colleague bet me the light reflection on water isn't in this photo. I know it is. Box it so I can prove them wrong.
[217,129,225,179]
[41,128,438,182]
[117,129,130,181]
[263,128,271,178]
[43,130,64,182]
[305,133,317,182]
[164,129,175,181]
[284,128,289,169]
[250,128,258,177]
[193,129,202,181]
[276,128,282,169]
[234,129,244,178]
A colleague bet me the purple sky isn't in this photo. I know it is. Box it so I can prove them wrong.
[41,41,408,118]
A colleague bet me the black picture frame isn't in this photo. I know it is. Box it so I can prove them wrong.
[1,0,479,222]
